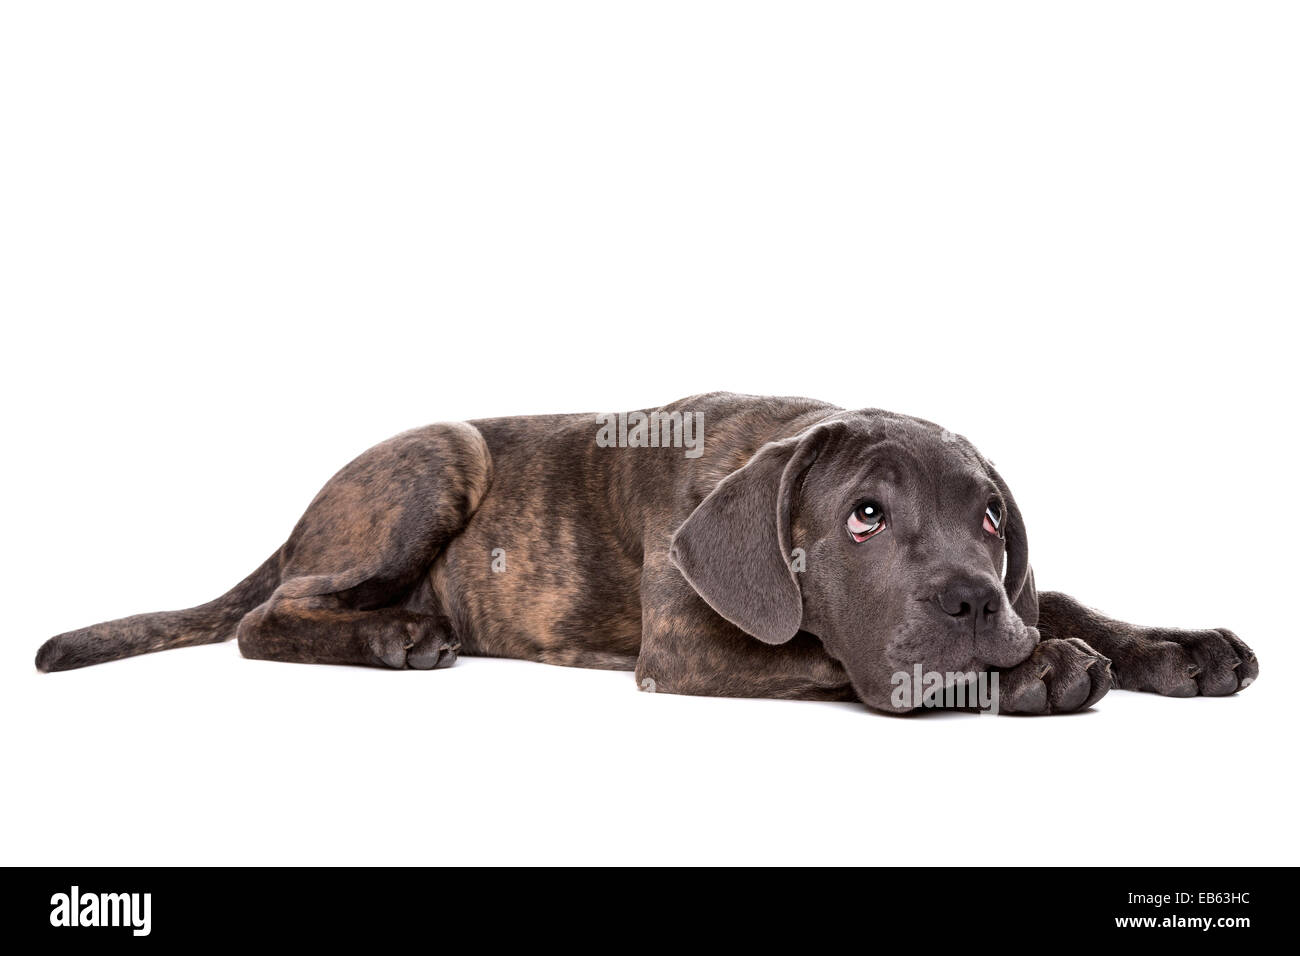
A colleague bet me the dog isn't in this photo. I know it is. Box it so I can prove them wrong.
[35,392,1257,714]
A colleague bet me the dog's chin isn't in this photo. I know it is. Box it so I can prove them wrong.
[884,615,1039,678]
[829,616,1039,713]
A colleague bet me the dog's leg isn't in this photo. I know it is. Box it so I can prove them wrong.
[237,593,460,670]
[1036,591,1257,696]
[235,422,491,669]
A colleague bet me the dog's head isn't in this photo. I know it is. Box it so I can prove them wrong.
[669,411,1039,712]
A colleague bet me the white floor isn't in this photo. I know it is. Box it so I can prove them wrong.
[3,626,1289,866]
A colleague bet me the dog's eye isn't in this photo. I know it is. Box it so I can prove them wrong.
[847,501,886,542]
[983,502,1003,536]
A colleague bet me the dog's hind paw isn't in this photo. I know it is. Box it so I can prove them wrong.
[365,613,460,671]
[997,638,1111,715]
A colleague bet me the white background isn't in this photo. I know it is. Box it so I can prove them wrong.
[2,2,1296,865]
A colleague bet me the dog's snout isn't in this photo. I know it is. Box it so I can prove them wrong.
[936,577,1000,621]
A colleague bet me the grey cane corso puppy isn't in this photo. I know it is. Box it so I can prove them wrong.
[35,393,1257,714]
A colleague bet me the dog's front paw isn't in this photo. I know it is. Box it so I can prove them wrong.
[1111,627,1257,697]
[997,638,1111,715]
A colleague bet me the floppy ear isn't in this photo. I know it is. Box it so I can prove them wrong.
[669,423,835,644]
[986,462,1039,626]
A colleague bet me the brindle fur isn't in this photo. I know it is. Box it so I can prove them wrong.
[35,392,1258,715]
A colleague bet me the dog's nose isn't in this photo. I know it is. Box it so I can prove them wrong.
[936,577,1001,622]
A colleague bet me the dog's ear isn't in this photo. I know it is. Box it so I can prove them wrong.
[669,422,837,644]
[986,462,1039,626]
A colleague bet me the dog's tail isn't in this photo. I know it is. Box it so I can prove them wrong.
[34,550,283,672]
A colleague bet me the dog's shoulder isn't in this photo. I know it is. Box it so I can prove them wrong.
[661,390,837,421]
[662,392,842,501]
